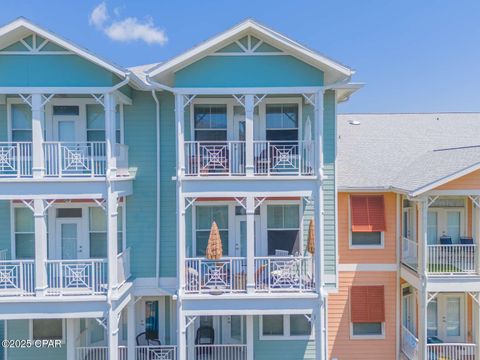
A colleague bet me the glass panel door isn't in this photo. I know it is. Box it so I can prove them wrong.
[145,300,159,340]
[446,211,461,243]
[438,294,465,343]
[222,316,244,344]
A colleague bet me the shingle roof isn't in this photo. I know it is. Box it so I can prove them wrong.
[337,113,480,194]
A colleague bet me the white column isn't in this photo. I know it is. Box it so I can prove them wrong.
[246,197,255,293]
[108,309,119,360]
[314,91,324,178]
[314,301,325,360]
[246,315,254,360]
[66,318,75,360]
[31,94,45,178]
[417,199,428,276]
[244,95,254,176]
[474,202,480,274]
[474,293,480,360]
[127,300,136,360]
[104,93,117,177]
[175,94,185,178]
[107,189,119,291]
[177,307,186,360]
[33,199,47,295]
[187,319,195,360]
[417,289,428,360]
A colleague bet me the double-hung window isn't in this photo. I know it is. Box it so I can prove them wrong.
[194,105,227,141]
[261,315,312,340]
[89,206,123,258]
[267,205,300,255]
[14,207,35,259]
[265,104,298,141]
[195,206,228,256]
[11,104,32,142]
[350,285,385,338]
[350,195,386,248]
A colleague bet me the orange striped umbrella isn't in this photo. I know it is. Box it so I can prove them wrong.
[206,221,223,260]
[307,219,315,255]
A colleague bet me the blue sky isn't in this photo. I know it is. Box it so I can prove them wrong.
[1,0,479,113]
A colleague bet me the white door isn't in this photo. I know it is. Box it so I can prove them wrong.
[428,294,465,342]
[222,315,244,344]
[234,215,261,257]
[428,209,464,244]
[53,115,83,142]
[55,219,84,259]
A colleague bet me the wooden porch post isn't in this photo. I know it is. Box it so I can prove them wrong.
[107,189,119,291]
[127,300,136,360]
[108,308,119,360]
[31,94,46,178]
[104,93,117,178]
[33,199,48,295]
[246,315,254,360]
[66,318,75,360]
[246,196,255,293]
[473,201,480,274]
[244,94,254,176]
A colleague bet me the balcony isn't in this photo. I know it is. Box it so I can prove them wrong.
[184,140,314,177]
[0,141,129,179]
[427,244,477,275]
[184,256,314,295]
[0,248,130,297]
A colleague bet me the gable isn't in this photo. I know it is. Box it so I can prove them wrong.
[0,33,70,54]
[435,168,480,191]
[215,35,283,54]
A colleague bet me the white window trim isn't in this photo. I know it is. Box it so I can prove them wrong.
[259,314,314,341]
[350,322,385,340]
[29,319,66,343]
[348,196,385,249]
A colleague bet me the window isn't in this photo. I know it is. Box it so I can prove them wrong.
[350,285,385,339]
[266,104,298,141]
[267,205,300,255]
[194,105,227,141]
[53,105,79,116]
[350,195,386,248]
[145,300,159,340]
[31,319,64,341]
[87,104,105,142]
[11,104,32,141]
[89,206,123,258]
[56,208,82,218]
[14,207,35,259]
[195,206,228,256]
[260,315,312,340]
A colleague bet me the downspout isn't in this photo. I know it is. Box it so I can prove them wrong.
[151,90,161,285]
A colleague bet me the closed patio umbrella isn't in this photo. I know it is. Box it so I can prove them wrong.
[206,221,223,260]
[307,219,315,255]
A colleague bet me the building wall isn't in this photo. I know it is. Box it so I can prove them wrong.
[436,169,480,190]
[328,271,397,360]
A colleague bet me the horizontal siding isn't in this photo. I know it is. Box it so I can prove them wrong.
[436,168,480,190]
[253,316,316,359]
[328,271,397,360]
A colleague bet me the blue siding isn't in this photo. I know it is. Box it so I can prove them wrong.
[6,320,66,360]
[0,201,11,259]
[0,104,7,141]
[175,56,324,87]
[0,55,121,87]
[253,316,315,359]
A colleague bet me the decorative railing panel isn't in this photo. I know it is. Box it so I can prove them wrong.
[43,141,106,177]
[46,259,107,295]
[253,140,314,175]
[0,142,32,177]
[137,346,177,360]
[185,141,245,176]
[254,256,314,292]
[427,244,477,275]
[0,260,34,296]
[75,346,127,360]
[185,257,247,294]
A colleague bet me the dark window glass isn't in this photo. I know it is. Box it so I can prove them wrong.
[351,232,382,246]
[53,106,79,116]
[267,230,299,255]
[352,322,382,336]
[56,208,82,218]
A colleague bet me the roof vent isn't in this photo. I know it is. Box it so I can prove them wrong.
[348,120,361,125]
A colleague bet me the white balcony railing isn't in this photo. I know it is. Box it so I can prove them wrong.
[0,142,32,177]
[254,256,314,292]
[0,260,34,296]
[185,141,246,176]
[427,244,477,275]
[401,326,418,360]
[137,346,177,360]
[253,140,314,175]
[46,259,107,295]
[185,257,247,294]
[75,346,127,360]
[117,247,131,287]
[193,345,247,360]
[43,141,106,177]
[427,343,476,360]
[402,237,418,270]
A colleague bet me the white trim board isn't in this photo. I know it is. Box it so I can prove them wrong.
[338,264,398,272]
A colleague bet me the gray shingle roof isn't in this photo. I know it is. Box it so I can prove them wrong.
[337,113,480,194]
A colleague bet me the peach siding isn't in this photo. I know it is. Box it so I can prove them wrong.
[328,271,397,360]
[338,192,398,264]
[436,168,480,190]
